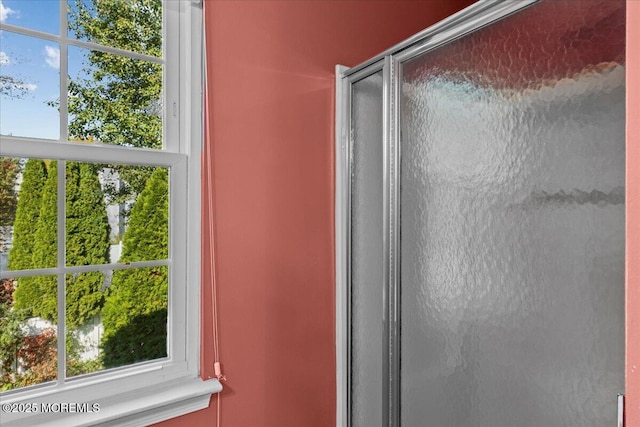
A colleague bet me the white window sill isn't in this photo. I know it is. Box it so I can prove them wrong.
[2,377,222,427]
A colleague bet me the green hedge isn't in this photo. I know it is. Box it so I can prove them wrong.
[101,168,168,367]
[13,161,109,327]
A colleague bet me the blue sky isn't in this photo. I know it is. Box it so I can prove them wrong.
[0,0,85,140]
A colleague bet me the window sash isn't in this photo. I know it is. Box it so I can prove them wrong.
[0,153,187,388]
[0,0,181,151]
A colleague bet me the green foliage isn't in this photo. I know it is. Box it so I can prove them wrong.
[14,162,110,327]
[70,0,162,60]
[101,309,167,368]
[11,160,49,318]
[66,357,103,378]
[101,168,168,368]
[31,161,58,272]
[25,161,59,322]
[0,279,27,387]
[3,161,109,390]
[65,162,110,327]
[67,0,162,147]
[119,168,168,262]
[8,159,47,271]
[67,0,163,202]
[0,308,25,389]
[66,329,104,377]
[0,158,20,227]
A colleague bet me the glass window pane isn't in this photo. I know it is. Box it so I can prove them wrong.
[0,157,19,272]
[65,162,110,267]
[65,164,168,266]
[65,266,168,377]
[2,158,57,272]
[65,270,105,378]
[67,46,162,148]
[115,166,168,262]
[1,0,60,35]
[1,274,58,391]
[66,309,103,379]
[0,32,60,140]
[67,0,162,58]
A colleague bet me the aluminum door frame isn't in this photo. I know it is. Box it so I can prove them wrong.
[336,59,388,427]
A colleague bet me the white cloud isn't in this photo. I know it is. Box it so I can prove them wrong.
[0,1,14,23]
[21,82,37,91]
[44,45,60,69]
[0,51,9,66]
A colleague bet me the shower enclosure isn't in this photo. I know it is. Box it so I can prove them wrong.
[336,1,626,426]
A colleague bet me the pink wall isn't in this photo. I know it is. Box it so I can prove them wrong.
[153,1,473,427]
[152,1,638,426]
[627,1,640,424]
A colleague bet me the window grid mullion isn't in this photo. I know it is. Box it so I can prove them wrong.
[57,160,66,385]
[57,2,68,385]
[0,259,172,280]
[0,24,163,66]
[60,1,69,142]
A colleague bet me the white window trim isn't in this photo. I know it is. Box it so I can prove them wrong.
[0,1,221,426]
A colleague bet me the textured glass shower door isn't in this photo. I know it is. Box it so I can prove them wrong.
[398,1,625,426]
[350,70,385,427]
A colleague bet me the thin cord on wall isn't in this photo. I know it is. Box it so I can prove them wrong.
[205,94,224,379]
[203,2,226,425]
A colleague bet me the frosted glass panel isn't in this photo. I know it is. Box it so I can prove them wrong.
[350,71,384,427]
[399,1,625,426]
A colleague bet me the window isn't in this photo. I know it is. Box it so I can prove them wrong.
[0,1,220,425]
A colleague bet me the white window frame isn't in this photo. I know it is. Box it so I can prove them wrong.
[0,1,221,426]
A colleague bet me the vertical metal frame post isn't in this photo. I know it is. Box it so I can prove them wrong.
[381,56,391,427]
[383,54,402,427]
[336,61,386,427]
[335,64,350,427]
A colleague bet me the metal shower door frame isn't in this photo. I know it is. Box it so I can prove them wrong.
[336,2,539,427]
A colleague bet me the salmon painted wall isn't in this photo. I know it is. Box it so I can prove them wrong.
[153,1,473,427]
[627,1,640,424]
